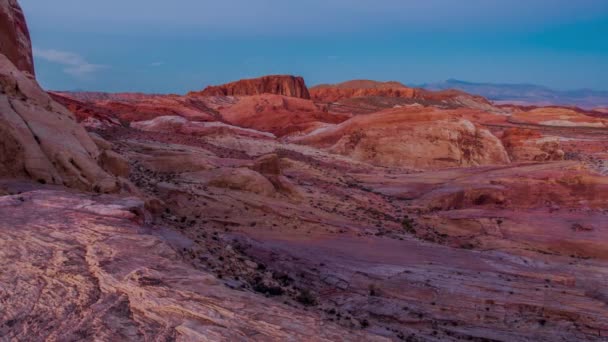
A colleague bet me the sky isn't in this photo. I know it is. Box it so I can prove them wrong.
[19,0,608,94]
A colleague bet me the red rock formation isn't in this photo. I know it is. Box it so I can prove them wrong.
[510,107,608,128]
[293,106,511,169]
[311,80,417,102]
[131,115,276,139]
[314,80,408,89]
[49,92,122,128]
[191,75,311,99]
[53,91,219,123]
[0,0,34,75]
[501,128,565,162]
[216,94,350,137]
[310,80,497,116]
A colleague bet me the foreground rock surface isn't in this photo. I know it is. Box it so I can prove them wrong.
[0,188,383,341]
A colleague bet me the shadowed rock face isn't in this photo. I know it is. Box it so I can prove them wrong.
[0,0,33,75]
[192,75,312,99]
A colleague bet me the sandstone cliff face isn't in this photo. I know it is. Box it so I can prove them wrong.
[0,0,33,75]
[192,75,311,99]
[0,0,116,191]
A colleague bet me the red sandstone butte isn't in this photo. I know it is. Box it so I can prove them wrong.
[191,75,311,99]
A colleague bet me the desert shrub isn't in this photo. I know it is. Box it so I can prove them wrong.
[402,216,416,234]
[253,282,284,296]
[296,288,317,306]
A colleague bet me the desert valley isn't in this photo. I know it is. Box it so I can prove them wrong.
[1,0,608,341]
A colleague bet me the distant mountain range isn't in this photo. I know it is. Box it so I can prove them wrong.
[422,79,608,109]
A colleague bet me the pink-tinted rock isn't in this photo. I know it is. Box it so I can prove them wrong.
[294,107,511,169]
[216,94,350,137]
[0,189,384,341]
[310,80,493,110]
[510,107,608,128]
[501,128,565,161]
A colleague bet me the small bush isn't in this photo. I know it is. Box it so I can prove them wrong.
[368,284,380,296]
[296,288,317,306]
[253,283,284,296]
[402,217,416,234]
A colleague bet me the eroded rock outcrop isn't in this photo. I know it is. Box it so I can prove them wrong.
[0,0,117,191]
[131,115,276,139]
[310,80,495,111]
[510,107,608,128]
[49,92,122,128]
[216,94,349,137]
[0,0,34,75]
[192,75,311,99]
[52,91,219,123]
[311,80,418,102]
[501,128,565,162]
[294,107,511,169]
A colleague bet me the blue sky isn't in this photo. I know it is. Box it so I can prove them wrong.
[20,0,608,93]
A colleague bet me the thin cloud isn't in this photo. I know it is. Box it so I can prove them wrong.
[148,62,164,67]
[33,48,107,78]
